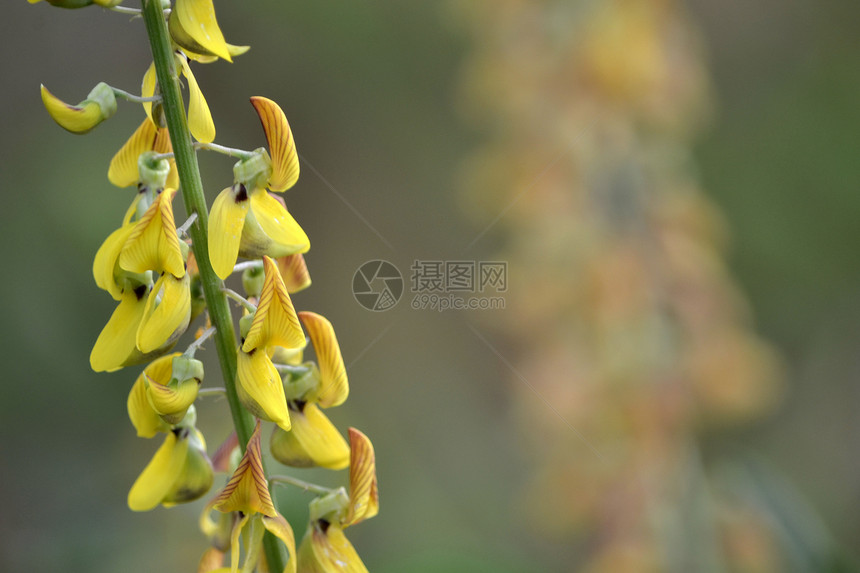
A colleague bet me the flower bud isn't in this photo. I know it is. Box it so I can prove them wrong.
[242,265,265,299]
[40,82,116,134]
[137,151,171,191]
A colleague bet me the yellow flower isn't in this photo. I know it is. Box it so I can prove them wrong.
[207,97,309,279]
[128,353,203,437]
[295,429,378,573]
[90,190,191,372]
[168,0,248,63]
[270,402,349,469]
[208,421,298,573]
[128,426,214,511]
[40,82,116,134]
[108,118,178,189]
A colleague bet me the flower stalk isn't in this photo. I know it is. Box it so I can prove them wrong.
[139,1,285,569]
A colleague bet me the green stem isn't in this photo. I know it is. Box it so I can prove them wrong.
[140,2,285,571]
[270,474,336,496]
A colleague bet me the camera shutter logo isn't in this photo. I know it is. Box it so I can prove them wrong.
[352,260,403,311]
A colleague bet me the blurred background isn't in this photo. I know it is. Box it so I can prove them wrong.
[2,0,859,571]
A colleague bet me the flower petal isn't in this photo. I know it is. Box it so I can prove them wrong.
[142,62,157,126]
[262,513,298,573]
[93,222,137,301]
[297,522,368,573]
[242,257,305,351]
[236,348,291,432]
[153,127,180,190]
[174,0,232,62]
[40,84,104,134]
[179,56,216,143]
[212,421,277,517]
[270,402,349,469]
[244,191,310,258]
[299,312,348,408]
[136,272,191,354]
[277,254,312,294]
[127,353,178,438]
[209,186,250,279]
[108,119,159,188]
[162,428,214,506]
[344,428,379,527]
[120,189,186,278]
[90,286,149,373]
[128,430,189,511]
[249,97,300,192]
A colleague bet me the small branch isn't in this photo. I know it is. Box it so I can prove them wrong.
[111,86,162,104]
[232,260,264,273]
[177,212,198,237]
[222,288,257,313]
[198,387,227,398]
[184,325,215,357]
[270,475,336,496]
[195,141,255,160]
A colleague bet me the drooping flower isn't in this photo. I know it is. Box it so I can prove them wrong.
[270,310,351,469]
[205,421,298,573]
[235,257,305,430]
[40,82,116,134]
[128,352,203,437]
[168,0,248,63]
[90,189,191,372]
[295,429,378,572]
[208,97,308,279]
[128,426,214,511]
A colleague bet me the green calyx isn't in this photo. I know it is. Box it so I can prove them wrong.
[233,148,273,191]
[137,151,171,190]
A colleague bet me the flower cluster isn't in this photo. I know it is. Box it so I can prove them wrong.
[32,0,378,571]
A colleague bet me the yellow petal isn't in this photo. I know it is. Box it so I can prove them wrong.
[142,62,157,126]
[344,428,379,527]
[297,522,368,573]
[153,127,180,189]
[179,57,216,143]
[243,191,310,258]
[120,189,186,278]
[270,402,349,470]
[90,286,149,373]
[162,428,214,506]
[249,97,300,192]
[109,119,159,188]
[262,513,298,573]
[93,222,137,300]
[137,272,191,353]
[299,312,348,408]
[174,0,232,62]
[242,257,305,351]
[212,421,277,517]
[146,373,198,423]
[276,254,311,294]
[128,430,189,511]
[208,186,250,279]
[236,348,291,432]
[40,84,104,134]
[127,353,178,438]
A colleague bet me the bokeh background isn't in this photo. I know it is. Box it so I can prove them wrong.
[2,0,859,571]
